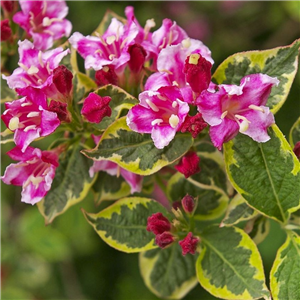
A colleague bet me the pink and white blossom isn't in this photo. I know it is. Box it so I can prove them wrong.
[2,39,70,98]
[1,88,60,152]
[89,160,143,194]
[13,0,72,50]
[69,16,139,73]
[197,74,279,150]
[126,86,190,149]
[1,146,59,205]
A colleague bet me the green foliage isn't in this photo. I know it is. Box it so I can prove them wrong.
[196,226,269,300]
[83,117,193,175]
[224,125,300,223]
[83,197,168,253]
[140,244,198,299]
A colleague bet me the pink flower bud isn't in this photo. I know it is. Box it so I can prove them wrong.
[180,113,207,138]
[1,19,12,41]
[184,53,212,93]
[1,1,16,13]
[155,232,175,249]
[178,232,199,255]
[95,65,118,86]
[181,194,196,214]
[48,100,70,123]
[53,65,73,97]
[146,212,171,235]
[128,43,147,73]
[172,201,182,211]
[81,93,112,124]
[293,141,300,159]
[175,151,201,178]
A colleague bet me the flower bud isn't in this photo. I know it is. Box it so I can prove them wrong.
[155,232,175,249]
[1,1,17,14]
[180,113,207,138]
[181,194,196,214]
[178,232,199,255]
[1,19,12,42]
[48,100,70,123]
[175,151,201,178]
[53,65,73,97]
[146,212,171,235]
[184,53,212,93]
[128,43,147,73]
[293,141,300,159]
[81,93,112,124]
[95,65,118,86]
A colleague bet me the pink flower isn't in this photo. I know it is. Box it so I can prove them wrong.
[81,93,112,124]
[127,43,147,73]
[155,232,175,249]
[1,19,12,41]
[95,65,118,87]
[197,74,279,150]
[126,86,190,149]
[48,100,70,123]
[2,39,70,98]
[13,0,72,50]
[1,88,60,152]
[89,160,143,194]
[52,65,73,100]
[147,212,171,235]
[175,151,201,178]
[1,146,59,205]
[69,15,139,73]
[178,232,199,255]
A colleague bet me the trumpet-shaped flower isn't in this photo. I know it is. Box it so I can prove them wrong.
[197,74,279,150]
[2,40,70,98]
[89,160,143,194]
[1,146,59,205]
[1,88,60,152]
[126,86,190,149]
[13,0,72,50]
[69,16,138,73]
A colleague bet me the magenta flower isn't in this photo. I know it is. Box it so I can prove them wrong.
[145,41,213,102]
[127,86,190,149]
[197,74,279,150]
[147,212,171,235]
[181,194,196,214]
[2,40,70,98]
[175,151,201,178]
[178,232,199,255]
[180,113,207,138]
[13,0,72,50]
[1,88,60,152]
[81,93,112,124]
[69,16,139,73]
[89,160,143,194]
[1,146,59,205]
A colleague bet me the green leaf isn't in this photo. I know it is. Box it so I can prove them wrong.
[224,124,300,223]
[1,76,17,103]
[246,216,270,245]
[212,39,300,113]
[91,84,138,131]
[82,197,168,253]
[37,143,95,224]
[289,116,300,148]
[270,232,300,300]
[82,117,193,175]
[139,244,198,299]
[221,193,258,226]
[196,225,270,300]
[91,171,131,204]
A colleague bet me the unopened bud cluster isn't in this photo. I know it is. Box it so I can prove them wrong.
[147,194,199,255]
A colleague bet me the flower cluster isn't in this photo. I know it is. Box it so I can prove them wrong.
[1,4,279,212]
